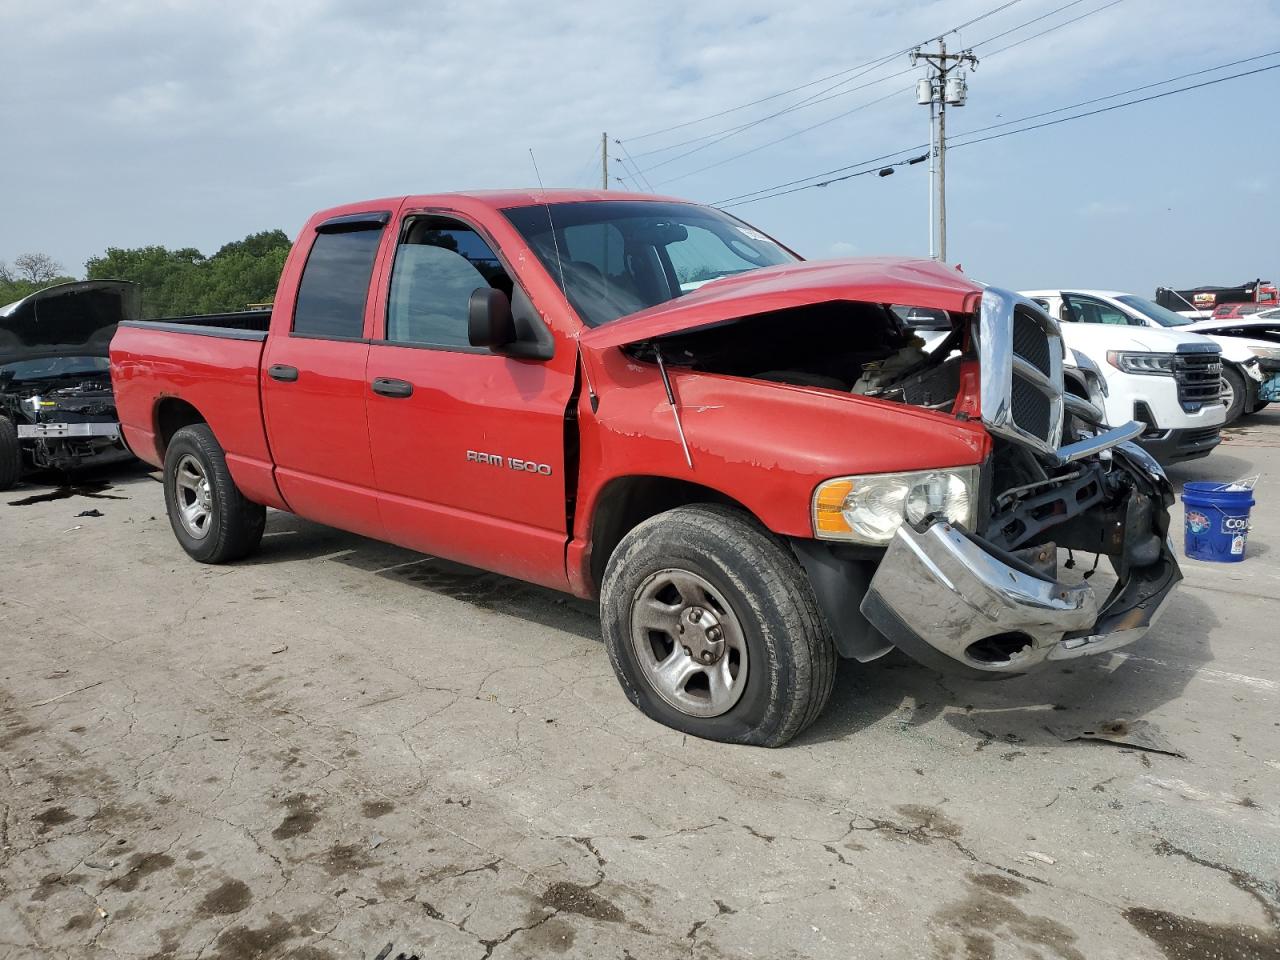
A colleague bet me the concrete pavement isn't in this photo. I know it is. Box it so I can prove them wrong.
[2,410,1278,959]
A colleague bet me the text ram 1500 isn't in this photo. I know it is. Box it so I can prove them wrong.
[110,191,1182,747]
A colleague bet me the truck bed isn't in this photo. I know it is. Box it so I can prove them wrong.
[122,309,272,340]
[110,313,284,509]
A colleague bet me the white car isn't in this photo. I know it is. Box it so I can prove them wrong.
[1021,290,1226,463]
[1030,289,1279,422]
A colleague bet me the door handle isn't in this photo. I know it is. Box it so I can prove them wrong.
[268,364,299,382]
[371,377,414,398]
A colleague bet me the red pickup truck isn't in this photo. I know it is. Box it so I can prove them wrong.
[110,190,1181,746]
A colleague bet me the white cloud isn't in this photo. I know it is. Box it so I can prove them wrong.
[1,0,1277,293]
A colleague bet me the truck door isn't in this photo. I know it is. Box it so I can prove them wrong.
[261,212,392,540]
[364,212,576,590]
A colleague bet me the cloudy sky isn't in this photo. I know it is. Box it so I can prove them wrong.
[3,0,1277,294]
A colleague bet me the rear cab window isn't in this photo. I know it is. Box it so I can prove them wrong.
[292,217,387,339]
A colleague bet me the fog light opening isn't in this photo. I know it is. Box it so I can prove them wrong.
[966,633,1034,665]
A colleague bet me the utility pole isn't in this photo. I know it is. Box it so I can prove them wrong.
[601,131,609,190]
[912,41,977,261]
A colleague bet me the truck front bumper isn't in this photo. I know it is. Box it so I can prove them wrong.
[859,444,1182,678]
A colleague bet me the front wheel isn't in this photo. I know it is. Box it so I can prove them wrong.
[600,504,836,747]
[1221,366,1247,424]
[163,424,265,563]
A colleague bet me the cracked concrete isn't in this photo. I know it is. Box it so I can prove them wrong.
[3,413,1280,958]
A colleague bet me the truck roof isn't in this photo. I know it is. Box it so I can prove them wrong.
[310,189,686,223]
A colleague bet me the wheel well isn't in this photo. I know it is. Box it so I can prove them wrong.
[155,398,207,456]
[588,476,752,593]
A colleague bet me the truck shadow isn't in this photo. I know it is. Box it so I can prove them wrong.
[797,584,1221,749]
[249,512,1225,751]
[247,512,602,642]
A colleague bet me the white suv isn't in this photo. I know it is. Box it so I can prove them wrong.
[1029,289,1277,422]
[1021,290,1226,464]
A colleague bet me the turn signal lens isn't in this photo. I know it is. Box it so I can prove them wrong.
[812,467,979,544]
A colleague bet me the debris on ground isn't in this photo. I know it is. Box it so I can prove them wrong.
[1050,719,1185,758]
[30,681,103,708]
[1024,851,1057,865]
[77,509,104,518]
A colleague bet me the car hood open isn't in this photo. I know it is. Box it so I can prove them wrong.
[577,257,983,349]
[0,280,141,366]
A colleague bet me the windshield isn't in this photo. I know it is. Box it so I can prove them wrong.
[0,356,110,382]
[503,200,798,326]
[1115,295,1194,327]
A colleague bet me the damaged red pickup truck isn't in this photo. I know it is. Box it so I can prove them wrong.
[110,191,1181,746]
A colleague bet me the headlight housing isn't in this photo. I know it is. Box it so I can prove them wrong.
[813,466,980,544]
[1106,351,1175,376]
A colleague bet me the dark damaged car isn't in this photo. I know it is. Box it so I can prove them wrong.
[0,280,139,490]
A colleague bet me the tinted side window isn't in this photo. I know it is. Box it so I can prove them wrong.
[386,217,514,348]
[293,227,383,338]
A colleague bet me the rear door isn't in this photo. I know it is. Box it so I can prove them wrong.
[261,211,394,539]
[364,211,577,589]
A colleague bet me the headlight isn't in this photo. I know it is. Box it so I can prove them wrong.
[813,466,979,544]
[1106,351,1176,376]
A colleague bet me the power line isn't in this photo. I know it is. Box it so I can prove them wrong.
[713,143,930,205]
[979,0,1125,56]
[719,152,930,208]
[968,0,1090,48]
[949,60,1280,149]
[633,0,1125,188]
[628,63,912,160]
[953,49,1280,142]
[630,66,915,175]
[613,140,657,191]
[623,0,1030,143]
[718,56,1280,208]
[650,84,914,187]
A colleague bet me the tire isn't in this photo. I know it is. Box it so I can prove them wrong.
[1220,366,1247,424]
[0,416,20,491]
[600,504,837,747]
[163,424,265,563]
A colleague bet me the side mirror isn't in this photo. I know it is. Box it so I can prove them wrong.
[468,288,515,349]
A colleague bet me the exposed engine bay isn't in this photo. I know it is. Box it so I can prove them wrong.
[635,296,1177,672]
[645,300,963,411]
[0,279,139,487]
[1,365,128,472]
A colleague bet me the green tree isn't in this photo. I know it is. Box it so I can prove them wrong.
[0,255,77,306]
[84,230,292,318]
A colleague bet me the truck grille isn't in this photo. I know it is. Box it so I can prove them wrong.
[1174,352,1222,411]
[1012,310,1051,377]
[979,290,1065,458]
[1011,375,1052,438]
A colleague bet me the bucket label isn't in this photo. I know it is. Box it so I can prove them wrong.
[1232,535,1246,555]
[1221,515,1251,535]
[1186,510,1211,535]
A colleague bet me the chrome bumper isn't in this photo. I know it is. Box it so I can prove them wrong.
[860,443,1182,678]
[17,422,121,439]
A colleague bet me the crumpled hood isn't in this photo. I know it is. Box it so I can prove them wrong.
[577,257,983,349]
[0,280,141,366]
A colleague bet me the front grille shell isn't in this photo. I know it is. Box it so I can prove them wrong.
[979,288,1065,457]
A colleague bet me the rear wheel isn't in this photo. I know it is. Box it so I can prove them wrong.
[0,416,20,491]
[164,424,265,563]
[600,504,836,747]
[1221,366,1247,424]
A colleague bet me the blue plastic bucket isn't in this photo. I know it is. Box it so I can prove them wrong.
[1182,482,1255,563]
